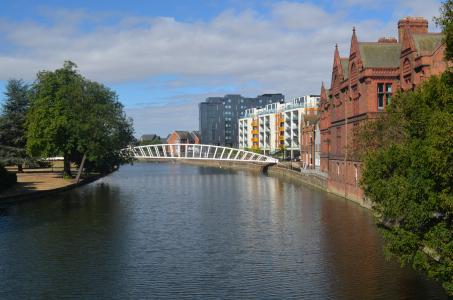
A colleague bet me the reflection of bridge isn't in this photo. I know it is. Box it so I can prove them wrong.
[126,144,278,164]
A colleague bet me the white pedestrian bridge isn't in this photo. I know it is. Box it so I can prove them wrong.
[125,144,278,164]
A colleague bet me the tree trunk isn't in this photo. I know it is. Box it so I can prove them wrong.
[63,153,72,177]
[17,164,23,173]
[75,153,87,184]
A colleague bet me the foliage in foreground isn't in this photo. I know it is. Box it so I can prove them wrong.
[26,61,135,176]
[355,73,453,295]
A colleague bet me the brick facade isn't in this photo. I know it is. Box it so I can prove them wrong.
[300,115,319,169]
[319,17,447,204]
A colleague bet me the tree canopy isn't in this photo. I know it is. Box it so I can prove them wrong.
[436,0,453,62]
[356,73,453,295]
[0,79,30,170]
[26,61,134,176]
[354,2,453,294]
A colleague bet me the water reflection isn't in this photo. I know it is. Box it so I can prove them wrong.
[0,162,447,299]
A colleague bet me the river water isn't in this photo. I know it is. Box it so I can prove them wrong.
[0,162,448,299]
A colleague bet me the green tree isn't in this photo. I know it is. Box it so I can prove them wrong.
[356,74,453,295]
[26,61,84,176]
[0,79,30,172]
[436,0,453,62]
[26,61,134,177]
[354,3,453,294]
[72,79,135,174]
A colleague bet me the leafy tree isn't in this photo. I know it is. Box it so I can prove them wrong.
[354,3,453,294]
[26,61,134,177]
[0,79,30,171]
[71,79,135,174]
[26,61,84,176]
[355,74,453,295]
[435,0,453,62]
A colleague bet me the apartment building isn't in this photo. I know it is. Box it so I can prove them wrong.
[199,94,284,147]
[239,95,320,159]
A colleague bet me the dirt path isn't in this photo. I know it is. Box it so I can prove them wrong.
[0,171,76,198]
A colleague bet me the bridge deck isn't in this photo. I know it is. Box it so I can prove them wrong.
[125,144,278,164]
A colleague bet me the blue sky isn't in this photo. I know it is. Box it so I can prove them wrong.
[0,0,442,136]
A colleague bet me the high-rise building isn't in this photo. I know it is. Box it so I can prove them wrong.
[199,94,284,147]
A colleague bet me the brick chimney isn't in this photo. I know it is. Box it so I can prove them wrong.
[398,17,428,42]
[378,37,398,43]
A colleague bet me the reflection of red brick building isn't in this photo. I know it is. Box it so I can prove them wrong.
[319,17,448,205]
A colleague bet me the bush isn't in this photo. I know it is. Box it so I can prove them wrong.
[0,166,17,192]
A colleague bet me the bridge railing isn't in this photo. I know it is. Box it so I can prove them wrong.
[124,144,278,164]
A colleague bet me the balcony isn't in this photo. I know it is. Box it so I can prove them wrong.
[252,137,259,142]
[252,129,258,134]
[251,120,258,126]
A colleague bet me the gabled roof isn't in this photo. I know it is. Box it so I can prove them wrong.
[340,58,349,79]
[173,130,200,143]
[140,134,159,141]
[190,131,200,141]
[412,33,443,54]
[174,131,192,141]
[358,42,401,68]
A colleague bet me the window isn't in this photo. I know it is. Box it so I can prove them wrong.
[377,83,384,109]
[336,127,341,154]
[377,83,392,110]
[386,84,392,104]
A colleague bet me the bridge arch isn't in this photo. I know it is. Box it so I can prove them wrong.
[125,144,278,164]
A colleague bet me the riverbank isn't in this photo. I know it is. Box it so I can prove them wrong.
[0,170,106,205]
[136,159,371,209]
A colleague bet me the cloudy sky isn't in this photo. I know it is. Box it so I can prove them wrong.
[0,0,442,137]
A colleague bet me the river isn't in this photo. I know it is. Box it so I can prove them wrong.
[0,162,448,299]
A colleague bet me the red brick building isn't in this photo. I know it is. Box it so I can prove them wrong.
[166,130,201,154]
[167,131,201,145]
[300,115,320,169]
[319,17,447,205]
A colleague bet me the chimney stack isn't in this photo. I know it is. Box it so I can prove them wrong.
[398,17,428,42]
[378,37,398,43]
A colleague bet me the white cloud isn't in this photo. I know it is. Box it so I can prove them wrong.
[0,1,443,136]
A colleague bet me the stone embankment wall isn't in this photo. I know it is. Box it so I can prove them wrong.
[266,164,328,191]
